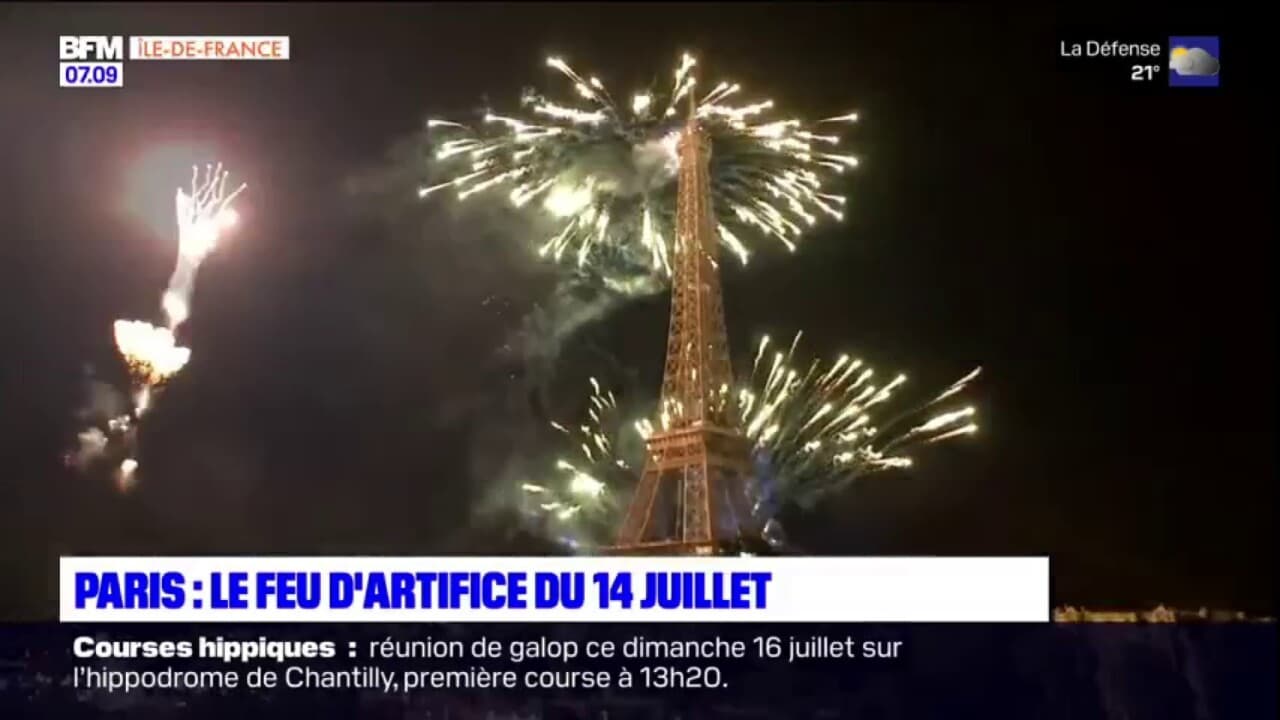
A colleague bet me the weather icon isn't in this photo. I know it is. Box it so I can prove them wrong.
[1168,37,1219,87]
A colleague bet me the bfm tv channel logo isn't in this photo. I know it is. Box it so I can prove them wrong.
[59,35,291,88]
[59,35,124,88]
[60,35,124,61]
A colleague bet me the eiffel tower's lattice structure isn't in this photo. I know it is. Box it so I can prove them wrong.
[610,99,756,555]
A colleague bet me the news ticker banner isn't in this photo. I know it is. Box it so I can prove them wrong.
[4,623,1276,714]
[59,35,290,88]
[60,556,1050,623]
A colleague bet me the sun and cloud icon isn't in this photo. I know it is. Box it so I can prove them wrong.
[1168,37,1220,86]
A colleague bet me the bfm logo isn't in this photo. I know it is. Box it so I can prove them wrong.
[59,36,124,61]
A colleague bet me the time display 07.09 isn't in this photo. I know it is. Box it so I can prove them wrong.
[60,62,123,88]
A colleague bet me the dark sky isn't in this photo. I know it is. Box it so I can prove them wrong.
[1,4,1272,619]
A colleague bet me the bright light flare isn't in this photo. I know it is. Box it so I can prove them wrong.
[175,163,246,265]
[117,458,139,492]
[112,320,191,386]
[543,183,594,218]
[121,142,222,237]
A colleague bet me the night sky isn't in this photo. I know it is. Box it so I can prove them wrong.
[1,5,1271,619]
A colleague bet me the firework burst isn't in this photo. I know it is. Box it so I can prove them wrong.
[118,164,243,410]
[521,334,980,550]
[517,378,639,548]
[421,53,858,285]
[68,164,244,490]
[721,332,979,509]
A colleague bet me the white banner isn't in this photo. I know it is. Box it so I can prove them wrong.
[61,556,1049,623]
[129,36,290,61]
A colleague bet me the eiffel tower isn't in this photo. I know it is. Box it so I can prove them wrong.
[609,96,756,555]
